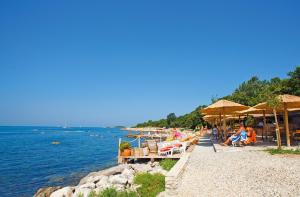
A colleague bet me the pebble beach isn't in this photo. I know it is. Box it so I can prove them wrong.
[176,140,300,197]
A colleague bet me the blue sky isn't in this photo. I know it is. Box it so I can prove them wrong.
[0,0,299,127]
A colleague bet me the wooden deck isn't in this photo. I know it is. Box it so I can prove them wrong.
[119,153,183,159]
[118,144,195,163]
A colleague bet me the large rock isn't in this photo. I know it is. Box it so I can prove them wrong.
[36,163,165,197]
[121,168,134,178]
[131,164,152,173]
[34,186,61,197]
[95,176,109,188]
[81,175,103,185]
[79,165,125,185]
[121,168,135,185]
[150,166,168,176]
[72,188,91,197]
[150,161,160,168]
[78,182,96,189]
[50,187,74,197]
[108,175,128,185]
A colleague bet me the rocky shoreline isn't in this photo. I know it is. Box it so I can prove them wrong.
[34,162,167,197]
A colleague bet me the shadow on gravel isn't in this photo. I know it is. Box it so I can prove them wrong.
[197,139,212,147]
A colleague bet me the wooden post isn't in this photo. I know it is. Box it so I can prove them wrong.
[219,114,222,129]
[219,114,222,140]
[273,109,281,149]
[284,103,291,147]
[118,138,122,164]
[138,136,141,148]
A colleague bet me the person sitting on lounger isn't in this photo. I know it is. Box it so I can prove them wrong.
[240,129,248,143]
[243,126,257,145]
[221,123,246,146]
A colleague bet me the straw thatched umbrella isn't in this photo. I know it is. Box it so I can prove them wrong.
[203,115,219,122]
[226,115,247,120]
[288,108,300,112]
[203,114,234,120]
[201,100,249,137]
[203,114,233,126]
[255,94,300,146]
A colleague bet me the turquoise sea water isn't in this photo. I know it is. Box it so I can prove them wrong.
[0,126,128,197]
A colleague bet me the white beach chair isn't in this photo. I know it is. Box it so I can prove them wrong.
[179,141,188,153]
[157,142,174,156]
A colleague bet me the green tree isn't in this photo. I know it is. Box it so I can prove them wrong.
[261,83,283,149]
[135,106,206,129]
[167,113,176,128]
[134,66,300,130]
[221,76,268,106]
[283,66,300,96]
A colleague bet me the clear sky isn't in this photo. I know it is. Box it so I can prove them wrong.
[0,0,299,127]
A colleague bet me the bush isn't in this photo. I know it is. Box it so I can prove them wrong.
[120,142,132,152]
[87,188,137,197]
[134,173,165,197]
[159,159,177,171]
[245,116,255,127]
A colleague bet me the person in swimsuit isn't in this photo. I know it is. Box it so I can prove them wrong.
[221,123,246,146]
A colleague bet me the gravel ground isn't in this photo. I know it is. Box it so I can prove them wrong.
[176,138,300,197]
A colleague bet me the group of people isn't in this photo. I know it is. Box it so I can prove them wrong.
[212,123,257,146]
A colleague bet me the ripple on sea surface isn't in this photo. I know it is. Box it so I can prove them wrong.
[0,126,125,197]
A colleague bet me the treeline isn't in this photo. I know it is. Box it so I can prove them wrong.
[135,106,206,129]
[135,66,300,129]
[220,66,300,106]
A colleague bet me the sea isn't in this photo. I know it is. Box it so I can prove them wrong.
[0,126,130,197]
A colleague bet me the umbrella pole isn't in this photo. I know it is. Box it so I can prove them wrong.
[219,114,222,141]
[222,109,226,140]
[284,103,290,147]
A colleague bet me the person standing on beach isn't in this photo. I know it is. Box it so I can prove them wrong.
[212,125,218,141]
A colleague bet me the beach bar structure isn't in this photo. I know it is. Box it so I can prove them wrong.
[201,99,249,137]
[117,128,198,164]
[237,107,274,140]
[255,94,300,146]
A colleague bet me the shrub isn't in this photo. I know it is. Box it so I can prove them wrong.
[159,159,177,171]
[134,173,165,197]
[245,116,255,127]
[87,188,138,197]
[120,142,132,152]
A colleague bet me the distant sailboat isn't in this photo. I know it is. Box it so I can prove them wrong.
[62,123,68,129]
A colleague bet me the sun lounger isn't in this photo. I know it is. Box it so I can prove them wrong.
[157,142,174,156]
[231,135,241,147]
